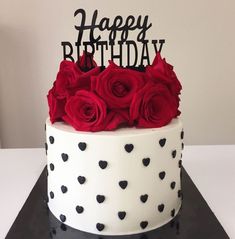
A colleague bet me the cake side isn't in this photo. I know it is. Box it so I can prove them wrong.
[46,119,183,235]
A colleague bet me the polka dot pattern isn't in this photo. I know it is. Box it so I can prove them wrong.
[77,176,86,184]
[49,163,54,171]
[118,211,126,220]
[159,171,166,180]
[159,138,166,147]
[178,190,182,198]
[78,142,87,151]
[61,185,68,194]
[49,191,54,199]
[158,204,165,212]
[45,143,48,153]
[124,144,134,153]
[140,194,148,203]
[96,195,105,203]
[181,130,184,139]
[119,180,128,189]
[171,182,176,190]
[142,158,150,167]
[46,119,183,234]
[61,153,68,162]
[172,150,177,158]
[60,214,66,222]
[76,205,84,214]
[99,160,108,169]
[140,221,148,229]
[96,223,105,231]
[49,136,54,144]
[171,209,175,217]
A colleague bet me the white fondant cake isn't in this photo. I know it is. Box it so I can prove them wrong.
[46,118,183,235]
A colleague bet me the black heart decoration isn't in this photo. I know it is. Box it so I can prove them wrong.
[60,214,66,222]
[171,181,176,189]
[61,185,68,193]
[49,136,54,144]
[118,211,126,220]
[49,191,54,199]
[178,190,182,198]
[45,143,48,155]
[99,160,108,169]
[77,176,86,184]
[96,195,105,203]
[142,158,150,167]
[172,150,177,158]
[119,180,128,189]
[61,153,68,162]
[159,171,166,180]
[159,138,166,147]
[171,209,175,217]
[49,163,55,171]
[140,221,148,229]
[158,204,164,212]
[181,130,184,139]
[124,144,134,153]
[96,223,105,231]
[78,142,87,151]
[76,205,84,214]
[140,194,148,203]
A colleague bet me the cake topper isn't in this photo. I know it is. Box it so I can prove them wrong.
[61,9,165,69]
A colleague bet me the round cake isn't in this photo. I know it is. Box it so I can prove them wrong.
[46,118,183,235]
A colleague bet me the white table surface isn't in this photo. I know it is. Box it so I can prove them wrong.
[0,145,234,239]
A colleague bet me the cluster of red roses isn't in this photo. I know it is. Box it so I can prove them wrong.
[47,52,182,132]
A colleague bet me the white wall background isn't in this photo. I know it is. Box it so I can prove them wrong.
[0,0,235,148]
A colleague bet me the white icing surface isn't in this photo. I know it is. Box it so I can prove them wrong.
[46,118,183,235]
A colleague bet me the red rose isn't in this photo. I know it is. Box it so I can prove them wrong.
[55,54,100,97]
[77,51,97,71]
[76,66,101,91]
[146,53,182,96]
[91,61,145,109]
[103,109,130,130]
[130,82,178,128]
[47,87,67,123]
[55,60,82,97]
[63,90,107,132]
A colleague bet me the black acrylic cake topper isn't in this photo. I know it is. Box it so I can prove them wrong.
[61,9,165,70]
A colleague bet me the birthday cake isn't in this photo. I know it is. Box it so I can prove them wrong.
[45,8,183,236]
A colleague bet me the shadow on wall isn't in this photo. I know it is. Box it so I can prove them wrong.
[0,26,46,148]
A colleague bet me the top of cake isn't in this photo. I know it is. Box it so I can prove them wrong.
[47,8,182,132]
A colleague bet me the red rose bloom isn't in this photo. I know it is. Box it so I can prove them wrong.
[55,60,82,97]
[47,87,67,123]
[47,52,182,132]
[146,53,182,96]
[55,53,100,97]
[77,51,97,71]
[63,90,107,132]
[130,82,178,128]
[103,109,130,130]
[91,61,145,109]
[76,67,101,91]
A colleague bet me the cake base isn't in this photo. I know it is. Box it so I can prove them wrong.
[6,167,229,239]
